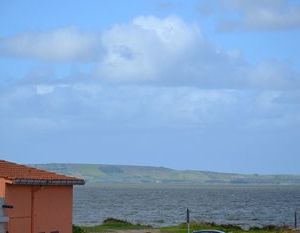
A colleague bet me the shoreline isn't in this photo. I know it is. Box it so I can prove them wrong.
[75,183,300,189]
[75,218,295,233]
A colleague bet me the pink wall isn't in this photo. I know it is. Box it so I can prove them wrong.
[0,178,9,198]
[33,185,73,233]
[4,184,73,233]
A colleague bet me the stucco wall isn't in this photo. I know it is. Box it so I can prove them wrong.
[34,185,73,233]
[0,178,6,198]
[5,185,32,233]
[4,184,73,233]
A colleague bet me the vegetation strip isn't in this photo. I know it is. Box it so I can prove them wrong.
[73,218,291,233]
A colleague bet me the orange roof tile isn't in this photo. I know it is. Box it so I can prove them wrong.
[0,160,84,185]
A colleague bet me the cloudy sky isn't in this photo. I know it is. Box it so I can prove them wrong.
[1,0,300,174]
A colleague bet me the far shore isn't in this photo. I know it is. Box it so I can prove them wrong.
[75,183,300,189]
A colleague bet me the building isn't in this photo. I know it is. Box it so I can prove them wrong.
[0,160,85,233]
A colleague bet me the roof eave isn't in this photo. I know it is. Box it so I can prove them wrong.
[12,179,85,186]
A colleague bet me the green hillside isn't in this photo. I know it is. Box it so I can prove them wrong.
[31,163,300,186]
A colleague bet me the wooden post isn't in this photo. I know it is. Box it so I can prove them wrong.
[295,211,297,229]
[187,208,190,233]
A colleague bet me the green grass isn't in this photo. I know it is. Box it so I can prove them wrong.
[78,218,152,232]
[75,219,289,233]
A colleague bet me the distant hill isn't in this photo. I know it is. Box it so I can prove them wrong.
[31,163,300,186]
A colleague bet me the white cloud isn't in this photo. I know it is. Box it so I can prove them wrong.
[96,16,300,89]
[96,15,252,86]
[217,0,300,31]
[244,90,300,129]
[0,15,299,90]
[1,83,299,131]
[36,85,55,95]
[0,27,101,61]
[248,60,300,89]
[97,16,202,82]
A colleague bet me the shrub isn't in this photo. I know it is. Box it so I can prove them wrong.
[73,225,85,233]
[103,218,133,225]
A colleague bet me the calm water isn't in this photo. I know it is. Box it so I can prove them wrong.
[73,185,300,228]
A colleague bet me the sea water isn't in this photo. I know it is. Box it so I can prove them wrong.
[73,185,300,228]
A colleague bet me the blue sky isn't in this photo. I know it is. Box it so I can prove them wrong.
[1,0,300,174]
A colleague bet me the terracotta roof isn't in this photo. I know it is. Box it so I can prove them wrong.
[0,160,85,185]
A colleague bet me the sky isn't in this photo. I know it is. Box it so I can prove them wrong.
[0,0,300,174]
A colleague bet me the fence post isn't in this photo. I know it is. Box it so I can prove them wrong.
[295,211,297,229]
[187,208,190,233]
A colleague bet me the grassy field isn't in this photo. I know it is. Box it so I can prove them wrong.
[74,218,290,233]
